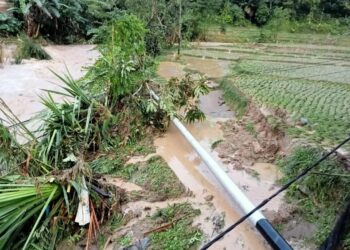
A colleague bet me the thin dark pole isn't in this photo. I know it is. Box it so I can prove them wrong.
[177,0,182,55]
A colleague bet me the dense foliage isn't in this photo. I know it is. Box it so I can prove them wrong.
[0,15,208,248]
[1,0,348,50]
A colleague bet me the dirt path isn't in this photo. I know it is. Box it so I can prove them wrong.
[0,45,99,122]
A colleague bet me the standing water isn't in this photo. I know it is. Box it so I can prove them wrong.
[155,60,284,249]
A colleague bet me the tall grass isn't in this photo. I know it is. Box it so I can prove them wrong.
[278,146,350,245]
[15,35,51,63]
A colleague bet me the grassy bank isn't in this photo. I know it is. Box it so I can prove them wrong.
[205,25,350,46]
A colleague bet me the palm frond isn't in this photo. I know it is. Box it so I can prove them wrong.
[0,178,61,250]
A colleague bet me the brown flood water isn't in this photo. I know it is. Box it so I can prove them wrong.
[154,115,283,249]
[155,122,270,249]
[0,45,99,123]
[154,60,284,249]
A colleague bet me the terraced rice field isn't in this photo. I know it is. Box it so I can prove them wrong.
[184,42,350,150]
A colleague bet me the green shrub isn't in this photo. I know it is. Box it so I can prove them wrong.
[288,19,349,34]
[257,28,276,43]
[0,13,21,36]
[231,4,246,26]
[256,3,270,26]
[16,35,51,61]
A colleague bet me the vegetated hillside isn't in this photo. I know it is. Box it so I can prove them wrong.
[1,1,349,49]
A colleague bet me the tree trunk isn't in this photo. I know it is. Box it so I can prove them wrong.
[25,6,38,37]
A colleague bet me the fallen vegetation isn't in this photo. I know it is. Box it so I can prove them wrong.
[149,203,202,250]
[0,15,209,249]
[278,146,350,248]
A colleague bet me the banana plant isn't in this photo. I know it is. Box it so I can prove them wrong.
[19,0,61,37]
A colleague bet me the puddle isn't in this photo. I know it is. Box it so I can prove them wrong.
[126,153,158,165]
[104,176,143,192]
[156,61,185,80]
[224,163,282,212]
[199,90,234,122]
[183,56,230,79]
[155,122,269,249]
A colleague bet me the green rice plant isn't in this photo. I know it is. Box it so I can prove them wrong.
[15,35,51,61]
[220,78,249,117]
[228,73,350,149]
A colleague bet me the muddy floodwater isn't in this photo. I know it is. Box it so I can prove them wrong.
[155,60,284,248]
[1,46,286,248]
[155,94,282,249]
[0,45,99,123]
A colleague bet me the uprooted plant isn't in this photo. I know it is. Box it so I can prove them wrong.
[0,14,209,249]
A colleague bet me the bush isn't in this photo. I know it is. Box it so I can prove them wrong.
[288,18,350,35]
[257,29,276,43]
[256,3,270,26]
[15,35,51,61]
[231,4,247,26]
[0,13,21,36]
[183,14,207,41]
[145,30,162,57]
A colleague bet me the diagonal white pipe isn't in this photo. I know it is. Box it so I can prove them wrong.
[150,90,264,225]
